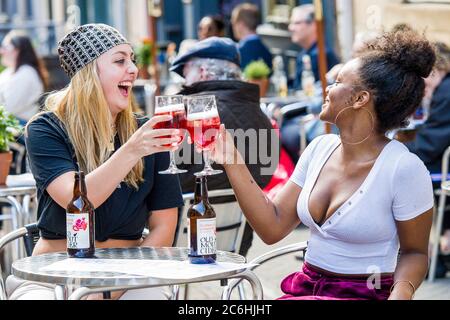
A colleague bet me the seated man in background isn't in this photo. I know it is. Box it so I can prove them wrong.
[231,3,272,72]
[280,4,340,163]
[289,4,340,90]
[170,37,278,257]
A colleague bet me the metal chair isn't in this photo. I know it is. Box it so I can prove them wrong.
[9,142,27,175]
[0,223,39,300]
[8,142,27,174]
[428,146,450,282]
[173,189,247,299]
[221,241,308,299]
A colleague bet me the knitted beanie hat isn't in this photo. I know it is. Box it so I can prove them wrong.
[58,24,129,78]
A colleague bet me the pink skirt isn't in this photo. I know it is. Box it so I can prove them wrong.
[278,262,394,300]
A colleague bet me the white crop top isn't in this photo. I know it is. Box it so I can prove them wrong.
[290,134,434,274]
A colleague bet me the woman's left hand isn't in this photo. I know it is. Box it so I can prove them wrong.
[209,124,243,166]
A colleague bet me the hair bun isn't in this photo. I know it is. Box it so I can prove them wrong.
[367,30,436,78]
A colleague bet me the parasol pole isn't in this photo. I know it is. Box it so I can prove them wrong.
[314,0,331,134]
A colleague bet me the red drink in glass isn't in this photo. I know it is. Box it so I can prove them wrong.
[154,103,186,146]
[186,110,221,150]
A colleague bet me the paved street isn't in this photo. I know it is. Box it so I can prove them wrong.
[188,226,450,300]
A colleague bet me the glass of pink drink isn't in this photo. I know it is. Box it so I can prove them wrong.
[154,95,187,174]
[185,95,223,176]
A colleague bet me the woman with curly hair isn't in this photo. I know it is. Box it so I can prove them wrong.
[210,30,436,300]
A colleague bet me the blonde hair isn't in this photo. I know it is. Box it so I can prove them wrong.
[30,62,144,189]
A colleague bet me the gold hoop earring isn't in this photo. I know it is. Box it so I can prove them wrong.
[334,106,375,145]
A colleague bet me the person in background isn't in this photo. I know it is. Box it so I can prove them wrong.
[0,31,48,125]
[6,24,183,300]
[170,37,277,258]
[401,42,450,277]
[289,4,340,90]
[231,3,272,72]
[281,29,376,164]
[197,15,226,40]
[211,30,435,300]
[280,4,340,163]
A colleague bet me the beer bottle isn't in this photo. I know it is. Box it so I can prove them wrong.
[301,54,315,97]
[187,176,217,264]
[66,171,95,258]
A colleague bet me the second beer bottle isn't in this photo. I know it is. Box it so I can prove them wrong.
[66,171,95,258]
[188,176,217,264]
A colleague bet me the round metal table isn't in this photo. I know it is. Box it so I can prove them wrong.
[12,247,263,300]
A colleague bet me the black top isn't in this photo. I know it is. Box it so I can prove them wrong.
[405,73,450,175]
[239,35,273,73]
[25,112,184,241]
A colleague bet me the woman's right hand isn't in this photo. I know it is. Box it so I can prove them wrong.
[209,124,243,167]
[126,115,182,158]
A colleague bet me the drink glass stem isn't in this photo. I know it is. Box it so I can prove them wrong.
[169,151,177,169]
[203,151,213,171]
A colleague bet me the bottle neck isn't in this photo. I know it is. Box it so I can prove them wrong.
[79,172,87,195]
[73,171,87,197]
[194,177,209,203]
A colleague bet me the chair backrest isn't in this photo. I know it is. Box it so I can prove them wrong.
[174,189,247,255]
[0,223,39,300]
[0,223,39,260]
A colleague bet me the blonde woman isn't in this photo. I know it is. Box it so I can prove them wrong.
[6,24,184,300]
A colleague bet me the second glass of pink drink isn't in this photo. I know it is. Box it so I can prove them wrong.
[154,95,187,174]
[185,95,222,176]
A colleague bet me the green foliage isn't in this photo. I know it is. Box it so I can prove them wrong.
[135,40,153,67]
[243,60,271,80]
[0,106,22,152]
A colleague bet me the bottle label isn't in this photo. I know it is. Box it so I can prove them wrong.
[189,218,216,255]
[66,213,90,249]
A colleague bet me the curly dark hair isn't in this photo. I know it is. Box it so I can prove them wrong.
[357,30,436,133]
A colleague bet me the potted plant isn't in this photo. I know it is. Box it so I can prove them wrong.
[243,60,271,97]
[0,106,22,184]
[135,38,153,79]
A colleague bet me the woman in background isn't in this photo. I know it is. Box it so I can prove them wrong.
[0,31,48,124]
